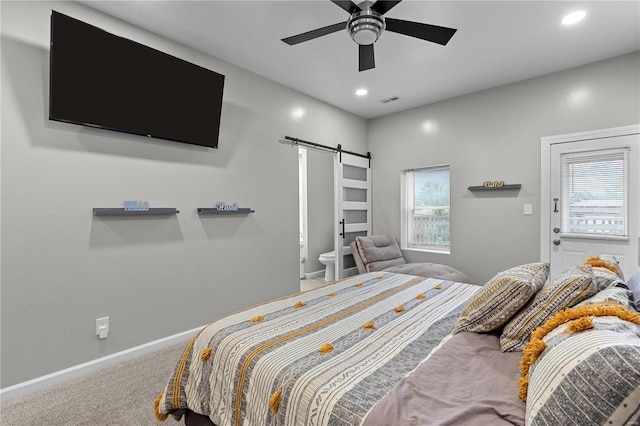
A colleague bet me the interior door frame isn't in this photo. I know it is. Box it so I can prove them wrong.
[540,124,640,265]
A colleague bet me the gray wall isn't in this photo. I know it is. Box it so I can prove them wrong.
[369,52,640,285]
[0,1,367,387]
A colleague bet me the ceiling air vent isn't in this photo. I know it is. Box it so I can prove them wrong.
[380,96,400,104]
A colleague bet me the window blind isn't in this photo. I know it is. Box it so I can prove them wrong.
[560,148,629,237]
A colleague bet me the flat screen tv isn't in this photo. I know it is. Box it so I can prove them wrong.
[49,11,225,149]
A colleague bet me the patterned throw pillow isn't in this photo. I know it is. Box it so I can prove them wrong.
[500,264,597,352]
[524,310,640,425]
[583,255,626,291]
[576,287,637,311]
[453,263,549,334]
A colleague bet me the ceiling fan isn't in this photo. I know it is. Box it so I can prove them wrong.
[281,0,457,72]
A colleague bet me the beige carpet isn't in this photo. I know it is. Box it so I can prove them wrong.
[0,342,186,426]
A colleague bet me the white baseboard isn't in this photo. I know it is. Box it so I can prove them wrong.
[0,326,202,402]
[304,270,325,279]
[304,267,359,281]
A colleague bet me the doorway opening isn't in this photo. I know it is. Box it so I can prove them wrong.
[298,146,335,286]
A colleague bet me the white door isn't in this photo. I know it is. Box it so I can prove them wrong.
[543,126,639,280]
[334,152,372,280]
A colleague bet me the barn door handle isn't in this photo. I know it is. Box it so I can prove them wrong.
[553,198,559,213]
[339,219,345,239]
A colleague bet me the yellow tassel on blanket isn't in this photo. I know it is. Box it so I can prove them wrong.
[154,390,168,422]
[377,275,383,279]
[269,389,282,415]
[433,284,442,290]
[250,315,264,322]
[355,282,363,287]
[518,376,529,402]
[200,348,212,362]
[394,306,405,313]
[363,321,376,330]
[566,317,594,333]
[416,294,426,300]
[328,292,336,297]
[319,343,334,353]
[293,301,306,308]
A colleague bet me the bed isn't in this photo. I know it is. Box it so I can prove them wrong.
[155,257,640,426]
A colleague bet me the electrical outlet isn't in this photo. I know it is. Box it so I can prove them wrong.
[96,316,109,339]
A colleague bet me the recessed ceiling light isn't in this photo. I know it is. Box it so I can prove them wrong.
[562,10,586,25]
[355,88,368,96]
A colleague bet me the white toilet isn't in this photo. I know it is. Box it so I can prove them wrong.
[318,251,335,281]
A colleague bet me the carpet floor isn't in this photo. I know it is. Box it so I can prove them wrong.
[0,342,186,426]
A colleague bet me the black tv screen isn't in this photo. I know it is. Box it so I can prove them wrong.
[49,11,225,149]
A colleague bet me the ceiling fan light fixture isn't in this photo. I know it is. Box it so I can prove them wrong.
[347,7,385,45]
[281,0,458,72]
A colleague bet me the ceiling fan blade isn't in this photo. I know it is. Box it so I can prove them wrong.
[359,44,375,71]
[370,1,403,15]
[331,0,361,14]
[385,18,457,45]
[282,21,347,45]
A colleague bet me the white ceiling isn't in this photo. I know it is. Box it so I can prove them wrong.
[81,1,640,119]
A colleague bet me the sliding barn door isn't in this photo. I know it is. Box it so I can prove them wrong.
[334,151,372,280]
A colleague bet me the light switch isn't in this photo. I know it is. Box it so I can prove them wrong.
[524,204,533,215]
[96,316,109,339]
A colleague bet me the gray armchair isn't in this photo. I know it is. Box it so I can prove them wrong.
[350,234,473,283]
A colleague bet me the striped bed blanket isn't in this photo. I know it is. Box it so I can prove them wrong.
[155,272,480,426]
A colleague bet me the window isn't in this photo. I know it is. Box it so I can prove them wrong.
[560,148,629,238]
[401,165,450,253]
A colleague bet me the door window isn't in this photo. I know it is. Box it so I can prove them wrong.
[560,148,629,238]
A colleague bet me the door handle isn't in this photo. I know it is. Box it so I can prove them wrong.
[553,198,559,213]
[553,239,561,246]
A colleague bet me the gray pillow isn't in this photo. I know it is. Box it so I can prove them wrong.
[355,235,406,272]
[627,268,640,311]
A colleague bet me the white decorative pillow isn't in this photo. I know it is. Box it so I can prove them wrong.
[576,287,637,312]
[583,255,626,291]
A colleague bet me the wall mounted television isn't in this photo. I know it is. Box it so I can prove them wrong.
[49,11,225,149]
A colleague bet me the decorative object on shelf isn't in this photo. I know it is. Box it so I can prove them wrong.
[216,201,239,211]
[93,207,179,216]
[468,181,522,191]
[124,200,150,211]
